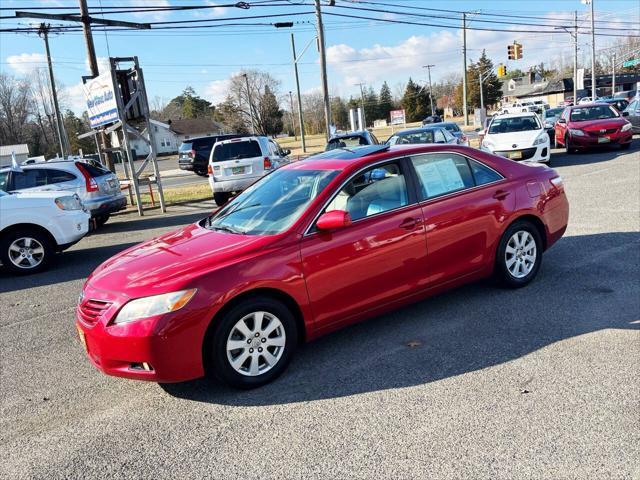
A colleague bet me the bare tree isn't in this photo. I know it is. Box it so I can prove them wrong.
[226,70,283,135]
[0,73,32,145]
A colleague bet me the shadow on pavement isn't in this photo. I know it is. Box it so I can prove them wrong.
[160,231,640,405]
[551,138,637,167]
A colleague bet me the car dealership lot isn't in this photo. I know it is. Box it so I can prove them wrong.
[2,146,639,479]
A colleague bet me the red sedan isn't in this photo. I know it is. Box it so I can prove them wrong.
[555,103,633,153]
[76,145,569,389]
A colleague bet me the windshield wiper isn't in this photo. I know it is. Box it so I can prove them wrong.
[215,202,261,222]
[211,224,245,235]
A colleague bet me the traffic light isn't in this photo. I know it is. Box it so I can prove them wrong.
[514,42,523,60]
[507,44,515,60]
[497,64,507,77]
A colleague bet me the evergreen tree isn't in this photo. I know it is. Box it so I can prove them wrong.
[330,96,349,130]
[364,86,378,124]
[258,85,283,136]
[401,78,430,122]
[378,81,393,121]
[63,110,95,155]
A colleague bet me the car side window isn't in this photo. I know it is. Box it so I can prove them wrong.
[628,100,638,111]
[46,169,76,184]
[411,153,475,200]
[443,129,455,142]
[324,162,408,221]
[12,170,47,189]
[0,171,8,191]
[434,129,446,143]
[468,159,503,185]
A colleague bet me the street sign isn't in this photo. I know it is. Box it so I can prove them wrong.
[622,58,640,68]
[390,109,406,125]
[83,71,119,128]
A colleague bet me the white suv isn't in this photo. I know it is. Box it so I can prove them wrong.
[0,190,90,274]
[207,136,290,206]
[499,102,538,115]
[481,112,551,164]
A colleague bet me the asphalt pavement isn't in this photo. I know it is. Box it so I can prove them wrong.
[1,143,639,479]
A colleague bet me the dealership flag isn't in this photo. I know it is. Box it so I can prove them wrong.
[10,151,23,172]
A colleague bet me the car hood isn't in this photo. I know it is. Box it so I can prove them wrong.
[486,130,544,149]
[569,117,627,131]
[87,222,274,297]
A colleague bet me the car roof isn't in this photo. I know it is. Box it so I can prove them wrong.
[392,125,445,135]
[493,112,538,118]
[216,136,265,145]
[329,131,370,140]
[0,160,79,173]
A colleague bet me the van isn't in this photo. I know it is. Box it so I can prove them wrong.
[207,136,290,205]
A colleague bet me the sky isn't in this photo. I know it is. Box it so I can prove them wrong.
[0,0,638,114]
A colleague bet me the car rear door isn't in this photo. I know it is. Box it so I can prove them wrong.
[409,152,512,285]
[300,159,428,331]
[213,139,264,181]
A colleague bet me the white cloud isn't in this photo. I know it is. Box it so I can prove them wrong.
[6,53,47,75]
[65,82,89,113]
[84,56,111,75]
[129,0,171,21]
[192,1,229,18]
[204,79,231,104]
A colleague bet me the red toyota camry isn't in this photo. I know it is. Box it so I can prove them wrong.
[77,144,569,389]
[555,102,633,153]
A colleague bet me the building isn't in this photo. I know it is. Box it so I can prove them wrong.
[109,119,177,158]
[0,144,29,168]
[168,118,227,144]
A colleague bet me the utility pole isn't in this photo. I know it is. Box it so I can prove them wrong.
[356,82,367,129]
[243,73,256,134]
[462,12,469,126]
[612,52,616,95]
[79,0,98,76]
[38,24,65,158]
[314,0,331,140]
[589,0,596,99]
[479,70,484,112]
[574,11,578,103]
[290,33,306,152]
[423,64,435,116]
[288,91,297,140]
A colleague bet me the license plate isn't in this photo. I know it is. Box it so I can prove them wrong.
[598,136,610,143]
[508,151,523,159]
[77,325,88,353]
[231,166,245,175]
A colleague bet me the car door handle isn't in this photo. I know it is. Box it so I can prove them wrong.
[493,190,510,200]
[399,217,420,230]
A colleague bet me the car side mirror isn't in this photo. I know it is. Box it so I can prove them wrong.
[622,111,629,117]
[316,210,352,231]
[474,127,482,132]
[282,148,291,156]
[557,118,566,124]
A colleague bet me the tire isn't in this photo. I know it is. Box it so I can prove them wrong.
[213,192,231,206]
[94,214,110,228]
[196,170,209,177]
[205,296,298,389]
[0,227,54,275]
[495,220,543,288]
[620,142,631,150]
[565,135,575,154]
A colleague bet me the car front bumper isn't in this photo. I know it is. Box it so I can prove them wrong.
[49,209,91,247]
[569,129,632,148]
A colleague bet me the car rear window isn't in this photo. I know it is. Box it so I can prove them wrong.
[192,137,217,149]
[488,116,541,134]
[442,124,461,133]
[326,136,368,151]
[179,142,193,152]
[388,130,435,145]
[77,162,109,177]
[212,140,262,162]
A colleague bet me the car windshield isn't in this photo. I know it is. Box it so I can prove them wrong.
[544,108,564,119]
[205,168,339,235]
[488,116,541,134]
[179,142,193,152]
[441,123,461,133]
[570,105,619,122]
[387,130,435,145]
[213,140,261,161]
[326,136,367,150]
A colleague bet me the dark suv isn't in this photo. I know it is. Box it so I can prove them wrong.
[178,134,241,176]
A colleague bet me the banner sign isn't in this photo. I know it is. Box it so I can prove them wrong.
[390,109,406,125]
[83,71,119,128]
[576,68,585,90]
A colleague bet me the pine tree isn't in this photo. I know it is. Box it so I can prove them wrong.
[378,82,393,121]
[259,85,283,136]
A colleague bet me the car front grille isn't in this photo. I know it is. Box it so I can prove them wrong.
[78,299,112,326]
[494,148,538,160]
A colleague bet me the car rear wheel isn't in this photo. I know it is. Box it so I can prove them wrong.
[196,170,209,177]
[495,221,543,288]
[213,192,231,206]
[205,296,298,389]
[0,228,54,275]
[620,142,631,150]
[564,135,576,154]
[94,214,110,227]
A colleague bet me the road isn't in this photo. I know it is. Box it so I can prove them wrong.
[2,145,639,479]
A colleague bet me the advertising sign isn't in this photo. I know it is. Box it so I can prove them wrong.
[390,109,406,125]
[576,68,585,90]
[83,71,119,128]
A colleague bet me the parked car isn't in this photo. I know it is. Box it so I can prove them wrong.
[77,143,569,389]
[0,190,89,274]
[531,100,550,114]
[207,136,290,206]
[559,97,574,107]
[325,131,379,151]
[481,113,551,164]
[431,121,469,146]
[422,115,443,124]
[179,135,242,176]
[577,97,592,105]
[387,126,459,146]
[499,102,538,115]
[623,97,640,133]
[613,90,637,102]
[0,161,126,226]
[600,98,629,113]
[542,107,565,146]
[554,103,633,153]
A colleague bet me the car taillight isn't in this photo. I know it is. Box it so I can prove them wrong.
[550,176,563,189]
[75,162,99,192]
[207,164,213,175]
[263,157,272,169]
[190,149,196,158]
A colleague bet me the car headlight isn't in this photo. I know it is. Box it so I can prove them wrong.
[113,289,197,325]
[533,134,548,146]
[569,128,585,136]
[55,194,83,211]
[621,122,632,132]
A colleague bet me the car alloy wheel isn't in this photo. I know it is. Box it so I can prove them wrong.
[8,237,45,270]
[505,230,537,279]
[226,311,286,377]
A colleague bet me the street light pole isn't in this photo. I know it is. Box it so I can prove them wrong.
[290,33,307,152]
[587,0,597,99]
[612,52,616,95]
[314,0,332,140]
[462,12,469,125]
[288,90,297,140]
[38,24,65,158]
[574,11,578,103]
[356,82,367,129]
[479,70,484,112]
[423,64,435,116]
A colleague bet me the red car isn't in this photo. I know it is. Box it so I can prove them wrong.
[77,145,569,389]
[555,103,633,153]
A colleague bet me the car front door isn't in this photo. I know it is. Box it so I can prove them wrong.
[300,159,428,331]
[409,152,512,285]
[555,108,570,145]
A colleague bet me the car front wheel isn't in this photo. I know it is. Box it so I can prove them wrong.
[0,228,54,274]
[495,221,543,288]
[213,192,231,206]
[205,296,298,389]
[565,135,576,154]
